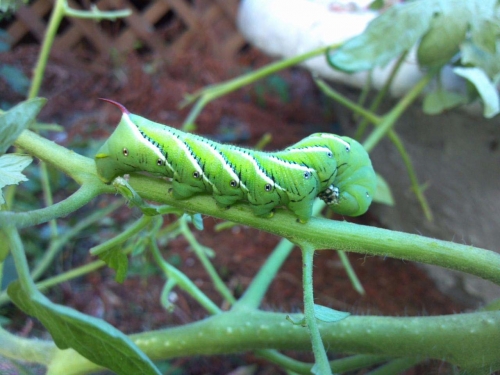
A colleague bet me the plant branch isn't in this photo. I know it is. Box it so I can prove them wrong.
[0,183,101,229]
[47,309,500,375]
[363,68,439,153]
[181,44,342,129]
[125,174,500,287]
[301,244,332,375]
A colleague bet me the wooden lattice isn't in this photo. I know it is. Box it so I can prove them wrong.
[4,0,245,71]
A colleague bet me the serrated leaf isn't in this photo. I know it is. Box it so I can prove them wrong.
[0,154,32,205]
[453,67,499,118]
[373,173,394,206]
[313,304,350,323]
[98,247,128,283]
[422,89,469,115]
[0,98,46,155]
[328,1,436,72]
[7,281,161,375]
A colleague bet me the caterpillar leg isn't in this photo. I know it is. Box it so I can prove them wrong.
[287,199,314,223]
[250,202,276,219]
[213,193,242,210]
[171,180,205,200]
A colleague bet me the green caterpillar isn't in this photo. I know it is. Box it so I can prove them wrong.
[95,99,377,222]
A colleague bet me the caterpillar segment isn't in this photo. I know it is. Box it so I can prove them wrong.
[95,99,377,222]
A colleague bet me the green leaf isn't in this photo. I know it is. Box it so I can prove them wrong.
[328,1,436,72]
[453,67,500,118]
[189,213,204,231]
[113,177,160,216]
[313,304,350,323]
[422,89,468,115]
[461,40,500,79]
[7,281,161,375]
[98,247,128,283]
[0,154,33,205]
[417,3,468,66]
[372,173,394,206]
[0,98,46,155]
[0,0,26,14]
[418,0,499,67]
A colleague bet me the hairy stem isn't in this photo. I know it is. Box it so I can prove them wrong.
[302,244,332,375]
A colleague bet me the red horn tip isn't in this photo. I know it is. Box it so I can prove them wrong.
[99,98,130,114]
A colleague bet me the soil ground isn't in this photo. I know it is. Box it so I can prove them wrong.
[0,42,469,374]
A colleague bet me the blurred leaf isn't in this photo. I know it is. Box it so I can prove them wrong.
[98,247,128,283]
[313,304,350,323]
[0,0,26,16]
[453,67,499,118]
[0,154,32,205]
[189,213,204,231]
[0,65,30,95]
[7,281,161,375]
[369,0,385,11]
[328,1,436,72]
[0,98,46,155]
[418,0,499,67]
[417,3,468,66]
[422,89,468,115]
[461,40,500,79]
[372,173,394,206]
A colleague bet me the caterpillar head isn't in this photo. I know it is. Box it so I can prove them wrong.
[324,138,377,216]
[95,99,167,183]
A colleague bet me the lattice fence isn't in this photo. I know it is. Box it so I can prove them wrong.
[4,0,245,71]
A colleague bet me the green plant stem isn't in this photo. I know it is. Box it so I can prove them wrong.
[235,238,295,309]
[301,244,332,375]
[48,309,500,375]
[0,259,106,306]
[256,350,390,375]
[355,52,409,139]
[3,226,36,294]
[63,3,131,19]
[0,183,100,229]
[0,325,56,366]
[385,131,433,221]
[90,215,153,256]
[366,357,422,375]
[337,251,365,295]
[31,199,123,281]
[150,237,221,315]
[14,129,103,185]
[28,0,65,99]
[363,68,439,153]
[315,78,382,125]
[130,174,500,286]
[178,216,236,304]
[181,44,342,129]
